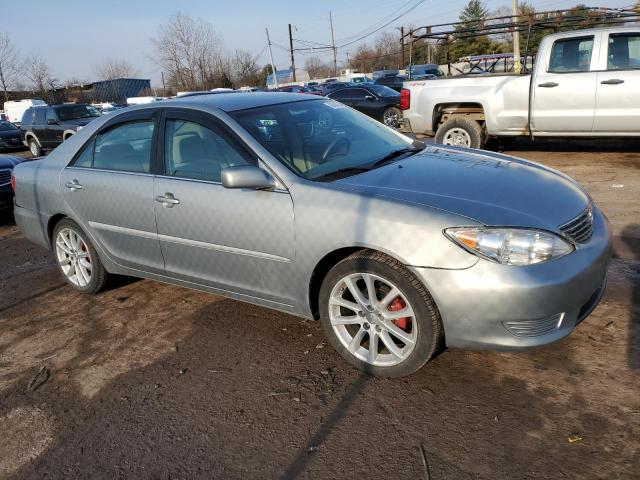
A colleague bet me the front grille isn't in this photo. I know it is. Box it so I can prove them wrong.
[560,206,593,244]
[503,313,563,337]
[0,169,11,186]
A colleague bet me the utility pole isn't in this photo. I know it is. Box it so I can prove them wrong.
[265,28,279,89]
[329,11,337,76]
[408,30,413,79]
[513,0,522,74]
[400,27,406,68]
[288,24,297,83]
[161,71,166,95]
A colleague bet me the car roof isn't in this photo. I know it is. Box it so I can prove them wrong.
[161,92,320,112]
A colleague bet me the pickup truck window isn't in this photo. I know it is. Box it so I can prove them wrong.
[607,33,640,70]
[548,36,594,73]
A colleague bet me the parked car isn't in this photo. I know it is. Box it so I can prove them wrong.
[374,75,407,92]
[277,85,313,94]
[20,103,101,157]
[0,154,22,212]
[3,99,47,125]
[327,85,402,127]
[0,120,24,151]
[320,81,354,96]
[401,26,640,148]
[13,93,611,377]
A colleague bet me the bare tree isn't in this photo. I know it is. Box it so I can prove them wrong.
[230,50,261,87]
[23,55,57,98]
[94,59,139,80]
[304,56,332,79]
[152,12,224,91]
[0,32,18,102]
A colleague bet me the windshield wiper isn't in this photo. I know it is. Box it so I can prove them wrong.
[311,166,371,181]
[369,147,422,169]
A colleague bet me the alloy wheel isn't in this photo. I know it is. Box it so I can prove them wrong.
[442,127,472,147]
[383,109,399,127]
[55,227,93,287]
[328,273,417,367]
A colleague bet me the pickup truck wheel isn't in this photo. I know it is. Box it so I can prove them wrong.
[28,138,42,157]
[435,118,485,149]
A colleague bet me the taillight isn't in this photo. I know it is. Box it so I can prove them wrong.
[11,174,16,192]
[400,88,410,110]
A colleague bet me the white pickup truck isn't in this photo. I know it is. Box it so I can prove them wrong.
[400,26,640,148]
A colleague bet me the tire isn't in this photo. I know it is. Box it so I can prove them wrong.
[28,137,42,157]
[52,219,108,294]
[382,106,402,128]
[319,250,443,377]
[435,117,486,149]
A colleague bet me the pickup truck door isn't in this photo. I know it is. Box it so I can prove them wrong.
[593,32,640,133]
[531,35,597,132]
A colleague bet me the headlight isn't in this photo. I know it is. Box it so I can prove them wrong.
[445,227,574,266]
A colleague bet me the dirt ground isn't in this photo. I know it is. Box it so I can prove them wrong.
[0,139,639,480]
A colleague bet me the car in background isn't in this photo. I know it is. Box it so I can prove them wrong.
[327,85,402,127]
[20,104,101,157]
[0,120,24,151]
[277,85,314,94]
[407,63,444,79]
[0,154,22,213]
[374,75,407,93]
[320,81,355,96]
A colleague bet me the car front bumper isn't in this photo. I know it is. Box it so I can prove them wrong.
[410,207,612,350]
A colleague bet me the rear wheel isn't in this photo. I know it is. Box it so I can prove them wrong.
[53,219,108,294]
[319,250,443,377]
[435,117,485,149]
[28,138,42,157]
[382,107,401,128]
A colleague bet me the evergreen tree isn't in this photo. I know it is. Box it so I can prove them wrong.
[452,0,493,59]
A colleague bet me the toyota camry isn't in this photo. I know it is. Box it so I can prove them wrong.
[12,93,611,377]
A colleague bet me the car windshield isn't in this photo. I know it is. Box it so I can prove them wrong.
[0,120,17,131]
[367,85,399,97]
[232,99,418,181]
[55,105,101,121]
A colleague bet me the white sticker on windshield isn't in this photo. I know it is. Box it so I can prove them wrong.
[324,100,346,109]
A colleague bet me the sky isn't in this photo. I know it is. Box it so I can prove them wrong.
[2,0,633,86]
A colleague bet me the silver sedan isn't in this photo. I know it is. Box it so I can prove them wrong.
[12,93,611,377]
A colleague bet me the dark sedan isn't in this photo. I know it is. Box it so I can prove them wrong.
[0,120,24,152]
[327,85,402,127]
[0,154,22,212]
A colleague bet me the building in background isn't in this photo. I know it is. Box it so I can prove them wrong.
[266,69,310,88]
[62,78,152,104]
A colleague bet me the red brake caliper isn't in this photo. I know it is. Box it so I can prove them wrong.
[388,297,409,330]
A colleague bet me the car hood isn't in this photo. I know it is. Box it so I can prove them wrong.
[60,117,98,127]
[0,154,23,169]
[334,145,590,229]
[0,129,20,139]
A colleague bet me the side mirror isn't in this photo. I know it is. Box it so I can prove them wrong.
[221,165,277,190]
[365,95,376,101]
[47,118,58,125]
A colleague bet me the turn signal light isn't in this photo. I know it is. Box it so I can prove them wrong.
[400,88,410,110]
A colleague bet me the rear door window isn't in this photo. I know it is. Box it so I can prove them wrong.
[607,33,640,70]
[92,121,155,173]
[548,36,594,73]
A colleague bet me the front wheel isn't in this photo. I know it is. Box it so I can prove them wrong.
[28,138,42,157]
[319,250,443,377]
[435,117,485,149]
[382,107,402,128]
[53,219,108,294]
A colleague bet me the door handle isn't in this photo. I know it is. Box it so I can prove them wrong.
[65,180,83,191]
[600,79,624,85]
[538,82,559,88]
[155,193,180,208]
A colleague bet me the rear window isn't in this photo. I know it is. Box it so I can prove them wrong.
[21,109,34,126]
